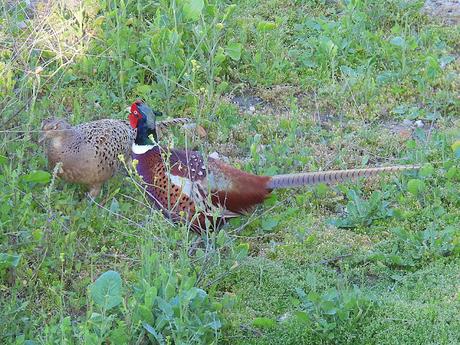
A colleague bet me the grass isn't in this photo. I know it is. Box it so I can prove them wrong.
[1,0,459,344]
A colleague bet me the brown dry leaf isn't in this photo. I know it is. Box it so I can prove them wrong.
[398,129,412,140]
[196,125,207,138]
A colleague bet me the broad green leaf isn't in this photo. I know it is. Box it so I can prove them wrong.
[110,198,120,213]
[90,270,122,310]
[340,65,358,77]
[295,287,307,300]
[376,71,399,85]
[183,0,204,21]
[0,253,21,268]
[23,170,51,184]
[439,55,455,68]
[183,273,197,290]
[425,56,440,79]
[0,155,7,165]
[215,47,226,65]
[225,42,242,61]
[261,217,279,231]
[405,139,417,149]
[192,288,207,304]
[452,140,460,159]
[89,312,103,322]
[216,230,226,246]
[145,286,158,309]
[223,4,236,20]
[294,311,310,324]
[208,319,222,331]
[314,183,329,197]
[337,309,349,321]
[307,291,321,303]
[157,297,173,318]
[445,166,459,180]
[94,15,105,27]
[84,332,99,345]
[252,317,276,329]
[32,229,43,241]
[390,36,406,48]
[419,163,434,178]
[407,179,425,195]
[321,300,337,315]
[136,84,151,95]
[236,243,249,259]
[143,322,165,345]
[138,304,154,324]
[319,37,337,56]
[110,325,129,345]
[256,21,277,32]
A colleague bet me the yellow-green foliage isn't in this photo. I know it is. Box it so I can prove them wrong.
[1,0,459,344]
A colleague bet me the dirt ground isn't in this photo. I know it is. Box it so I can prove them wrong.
[423,0,460,24]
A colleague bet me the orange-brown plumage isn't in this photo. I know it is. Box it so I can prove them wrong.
[208,159,271,212]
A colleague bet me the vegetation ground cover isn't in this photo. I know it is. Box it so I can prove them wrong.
[1,0,459,344]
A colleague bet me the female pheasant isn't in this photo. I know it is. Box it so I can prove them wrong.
[129,100,419,233]
[41,114,193,197]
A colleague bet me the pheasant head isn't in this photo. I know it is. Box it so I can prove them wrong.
[128,100,163,145]
[40,118,72,143]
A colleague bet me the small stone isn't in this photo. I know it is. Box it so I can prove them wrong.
[415,120,424,128]
[249,106,256,112]
[402,119,413,126]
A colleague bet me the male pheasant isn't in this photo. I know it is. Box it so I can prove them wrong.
[41,114,192,197]
[129,100,420,233]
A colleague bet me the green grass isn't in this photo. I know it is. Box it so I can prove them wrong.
[1,0,459,344]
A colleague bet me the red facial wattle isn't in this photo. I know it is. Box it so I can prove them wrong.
[128,102,143,128]
[128,113,138,128]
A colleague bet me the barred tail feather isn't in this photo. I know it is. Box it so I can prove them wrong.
[266,165,420,189]
[156,118,193,131]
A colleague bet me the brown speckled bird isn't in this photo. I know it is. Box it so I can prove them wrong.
[128,100,420,233]
[41,115,193,197]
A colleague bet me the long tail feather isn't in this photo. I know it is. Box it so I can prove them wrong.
[266,165,420,189]
[156,118,193,131]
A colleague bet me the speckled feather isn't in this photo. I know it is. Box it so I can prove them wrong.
[42,118,135,196]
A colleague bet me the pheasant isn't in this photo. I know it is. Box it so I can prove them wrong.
[128,100,420,233]
[40,113,193,197]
